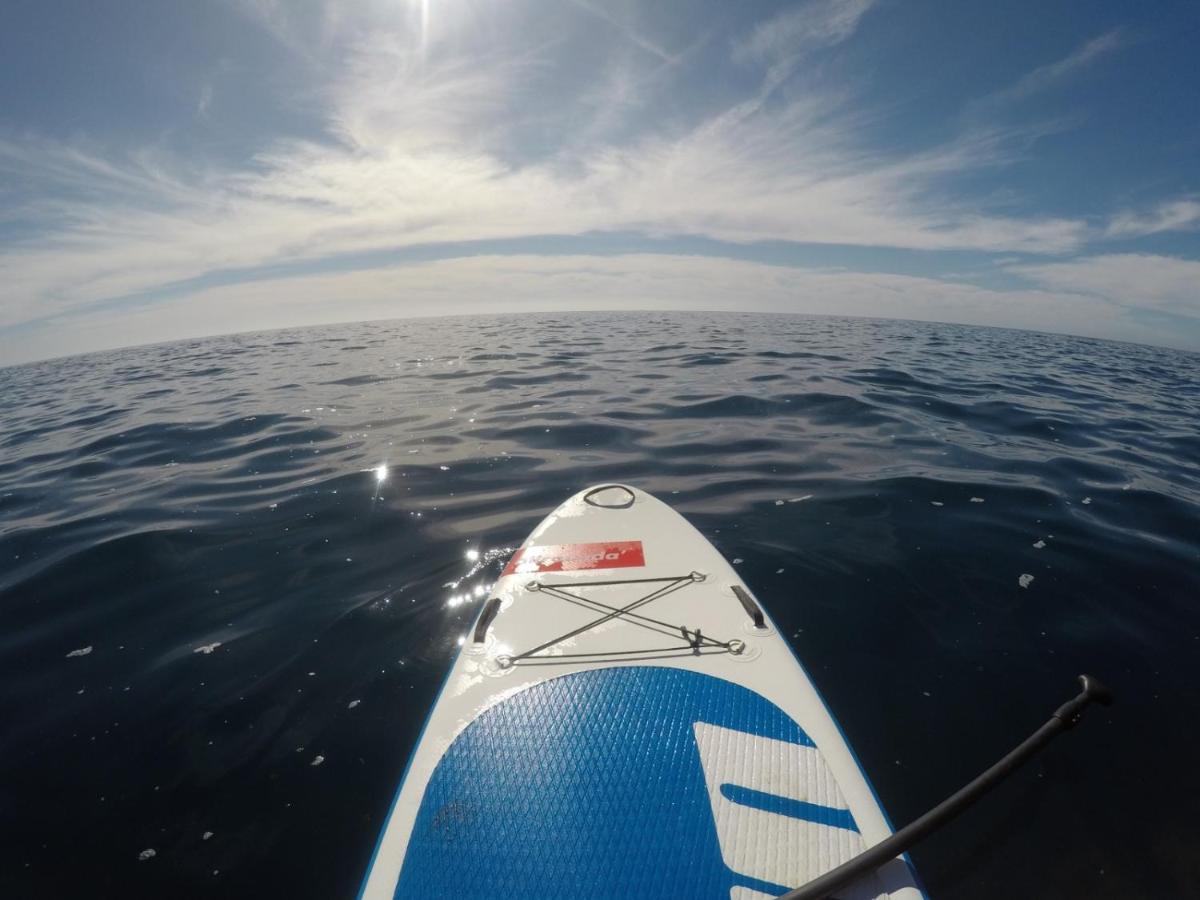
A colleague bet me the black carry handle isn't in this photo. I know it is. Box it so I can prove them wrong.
[731,585,766,629]
[473,597,503,643]
[781,674,1114,900]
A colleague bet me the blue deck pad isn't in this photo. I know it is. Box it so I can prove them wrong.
[395,666,852,899]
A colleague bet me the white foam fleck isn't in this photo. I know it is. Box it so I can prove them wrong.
[348,700,361,709]
[1018,574,1035,589]
[138,849,156,861]
[774,500,784,506]
[776,568,784,574]
[311,755,325,767]
[193,642,221,655]
[202,831,213,841]
[66,646,92,658]
[1082,497,1092,505]
[930,501,944,507]
[787,495,813,503]
[970,497,985,503]
[732,558,743,565]
[1033,540,1046,549]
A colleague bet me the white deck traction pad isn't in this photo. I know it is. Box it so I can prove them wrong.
[693,721,881,897]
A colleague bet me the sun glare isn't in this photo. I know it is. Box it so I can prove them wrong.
[406,0,432,55]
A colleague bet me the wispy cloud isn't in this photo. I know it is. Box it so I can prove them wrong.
[7,252,1164,366]
[1013,253,1200,319]
[195,84,211,119]
[229,0,341,62]
[0,1,1104,334]
[2,1,1193,362]
[1105,197,1200,238]
[732,0,877,65]
[568,0,680,64]
[967,30,1124,117]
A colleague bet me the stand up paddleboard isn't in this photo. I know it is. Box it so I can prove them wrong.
[359,484,926,899]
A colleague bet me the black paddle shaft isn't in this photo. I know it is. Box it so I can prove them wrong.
[780,674,1114,900]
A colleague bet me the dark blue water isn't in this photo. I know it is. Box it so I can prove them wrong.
[2,312,1197,899]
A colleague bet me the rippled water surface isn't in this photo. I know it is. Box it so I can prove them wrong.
[2,312,1198,899]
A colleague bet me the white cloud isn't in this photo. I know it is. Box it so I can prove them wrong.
[0,31,1095,334]
[1013,253,1200,319]
[7,252,1185,366]
[3,0,1182,362]
[1105,198,1200,238]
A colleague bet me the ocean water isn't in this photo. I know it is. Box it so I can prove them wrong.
[1,312,1197,899]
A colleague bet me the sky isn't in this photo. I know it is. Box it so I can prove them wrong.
[1,0,1198,365]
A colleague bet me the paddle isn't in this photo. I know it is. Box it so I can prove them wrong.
[781,674,1114,900]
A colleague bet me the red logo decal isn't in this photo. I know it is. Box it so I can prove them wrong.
[501,540,645,576]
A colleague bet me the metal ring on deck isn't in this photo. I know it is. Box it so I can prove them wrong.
[583,485,636,509]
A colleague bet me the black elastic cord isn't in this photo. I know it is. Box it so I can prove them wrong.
[538,583,728,647]
[507,575,739,664]
[511,577,693,661]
